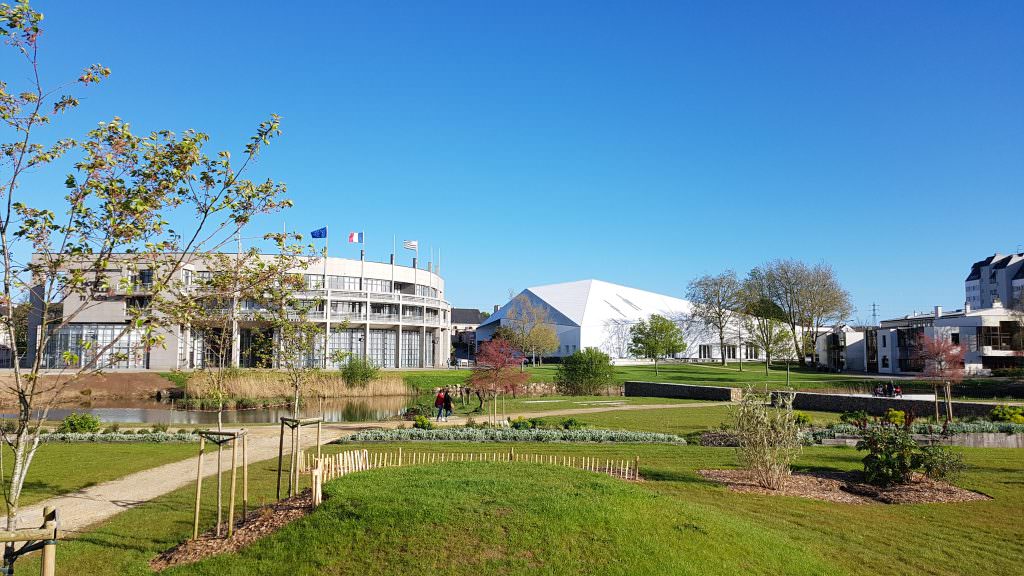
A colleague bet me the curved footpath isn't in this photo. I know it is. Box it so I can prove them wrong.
[17,401,728,534]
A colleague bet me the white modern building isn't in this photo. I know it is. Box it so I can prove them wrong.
[965,252,1024,311]
[816,303,1021,375]
[27,254,451,371]
[475,279,763,362]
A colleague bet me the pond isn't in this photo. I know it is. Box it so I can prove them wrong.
[4,396,417,425]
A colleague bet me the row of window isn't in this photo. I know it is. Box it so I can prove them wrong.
[696,344,761,359]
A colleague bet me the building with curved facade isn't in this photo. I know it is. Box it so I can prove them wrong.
[27,254,451,370]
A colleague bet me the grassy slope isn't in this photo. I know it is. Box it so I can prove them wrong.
[3,442,197,512]
[16,431,1022,575]
[574,405,841,435]
[401,363,873,394]
[168,445,1024,576]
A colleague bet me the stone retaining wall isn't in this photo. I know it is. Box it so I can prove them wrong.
[773,391,995,419]
[624,381,741,402]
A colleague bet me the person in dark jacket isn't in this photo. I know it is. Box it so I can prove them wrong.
[442,389,454,422]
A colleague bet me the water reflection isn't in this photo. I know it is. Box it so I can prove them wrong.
[3,396,415,425]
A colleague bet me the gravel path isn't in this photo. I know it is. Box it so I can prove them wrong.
[17,401,726,534]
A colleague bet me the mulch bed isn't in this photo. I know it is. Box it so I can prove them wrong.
[698,469,991,505]
[150,491,314,571]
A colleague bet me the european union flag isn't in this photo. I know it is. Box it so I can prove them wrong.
[310,227,328,239]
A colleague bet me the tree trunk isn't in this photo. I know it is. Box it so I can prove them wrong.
[719,334,727,366]
[764,353,770,376]
[944,381,953,422]
[933,384,941,422]
[654,358,659,375]
[789,323,804,367]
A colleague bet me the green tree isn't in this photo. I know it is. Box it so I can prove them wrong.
[555,347,615,395]
[0,2,289,558]
[628,314,686,375]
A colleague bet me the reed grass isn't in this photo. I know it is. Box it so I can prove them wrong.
[182,369,411,401]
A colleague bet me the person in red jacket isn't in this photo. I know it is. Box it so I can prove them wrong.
[434,389,445,422]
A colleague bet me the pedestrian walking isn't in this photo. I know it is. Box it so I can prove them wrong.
[434,389,445,421]
[443,388,454,422]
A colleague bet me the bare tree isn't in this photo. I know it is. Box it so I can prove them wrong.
[741,269,795,375]
[601,318,633,358]
[915,333,964,423]
[757,259,851,366]
[0,3,289,556]
[504,293,560,368]
[686,271,742,366]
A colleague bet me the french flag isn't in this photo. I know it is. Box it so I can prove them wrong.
[348,232,364,243]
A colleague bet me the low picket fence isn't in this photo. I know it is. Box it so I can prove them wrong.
[306,448,640,506]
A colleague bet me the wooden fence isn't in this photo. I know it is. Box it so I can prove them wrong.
[306,448,640,506]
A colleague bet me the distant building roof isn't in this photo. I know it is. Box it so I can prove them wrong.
[451,308,487,325]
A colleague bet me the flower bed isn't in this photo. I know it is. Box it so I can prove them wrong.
[825,421,1024,436]
[38,432,199,443]
[339,427,686,444]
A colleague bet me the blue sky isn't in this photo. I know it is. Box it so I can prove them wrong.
[9,1,1024,322]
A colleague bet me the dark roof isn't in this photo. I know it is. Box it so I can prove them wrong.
[992,255,1014,269]
[966,263,981,281]
[451,308,487,325]
[1015,266,1024,281]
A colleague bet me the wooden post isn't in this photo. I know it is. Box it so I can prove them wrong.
[634,456,640,480]
[398,447,403,466]
[276,421,285,500]
[242,433,248,519]
[227,438,238,537]
[293,424,301,496]
[193,436,205,539]
[316,420,322,460]
[40,506,56,576]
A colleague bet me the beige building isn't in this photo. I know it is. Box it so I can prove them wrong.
[26,254,451,370]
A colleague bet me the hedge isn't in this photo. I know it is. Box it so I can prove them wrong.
[38,432,200,443]
[339,427,686,444]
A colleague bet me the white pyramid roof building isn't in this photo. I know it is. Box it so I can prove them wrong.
[477,279,701,359]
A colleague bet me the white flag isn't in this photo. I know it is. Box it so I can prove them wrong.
[402,240,418,251]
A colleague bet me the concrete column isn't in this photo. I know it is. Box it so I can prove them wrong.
[420,325,427,368]
[231,319,241,367]
[395,326,402,369]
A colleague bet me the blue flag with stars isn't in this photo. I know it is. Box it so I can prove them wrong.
[310,227,327,239]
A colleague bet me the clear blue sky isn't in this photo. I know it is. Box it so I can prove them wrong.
[13,1,1024,322]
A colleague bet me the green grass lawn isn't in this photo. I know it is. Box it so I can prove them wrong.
[400,363,875,394]
[573,405,841,436]
[13,437,1023,576]
[448,395,701,418]
[3,442,198,512]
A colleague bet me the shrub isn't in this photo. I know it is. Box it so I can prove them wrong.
[554,348,615,395]
[342,357,380,388]
[840,410,869,428]
[403,402,435,420]
[734,390,802,490]
[914,445,967,481]
[413,415,435,430]
[151,422,169,433]
[884,409,906,427]
[509,417,532,430]
[793,412,811,427]
[856,425,917,487]
[340,427,686,444]
[57,413,102,434]
[560,417,585,430]
[697,430,740,447]
[990,405,1024,424]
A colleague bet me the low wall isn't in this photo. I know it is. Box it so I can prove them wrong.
[914,433,1024,449]
[624,381,741,402]
[772,391,995,419]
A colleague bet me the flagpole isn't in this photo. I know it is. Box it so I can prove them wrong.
[323,226,329,369]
